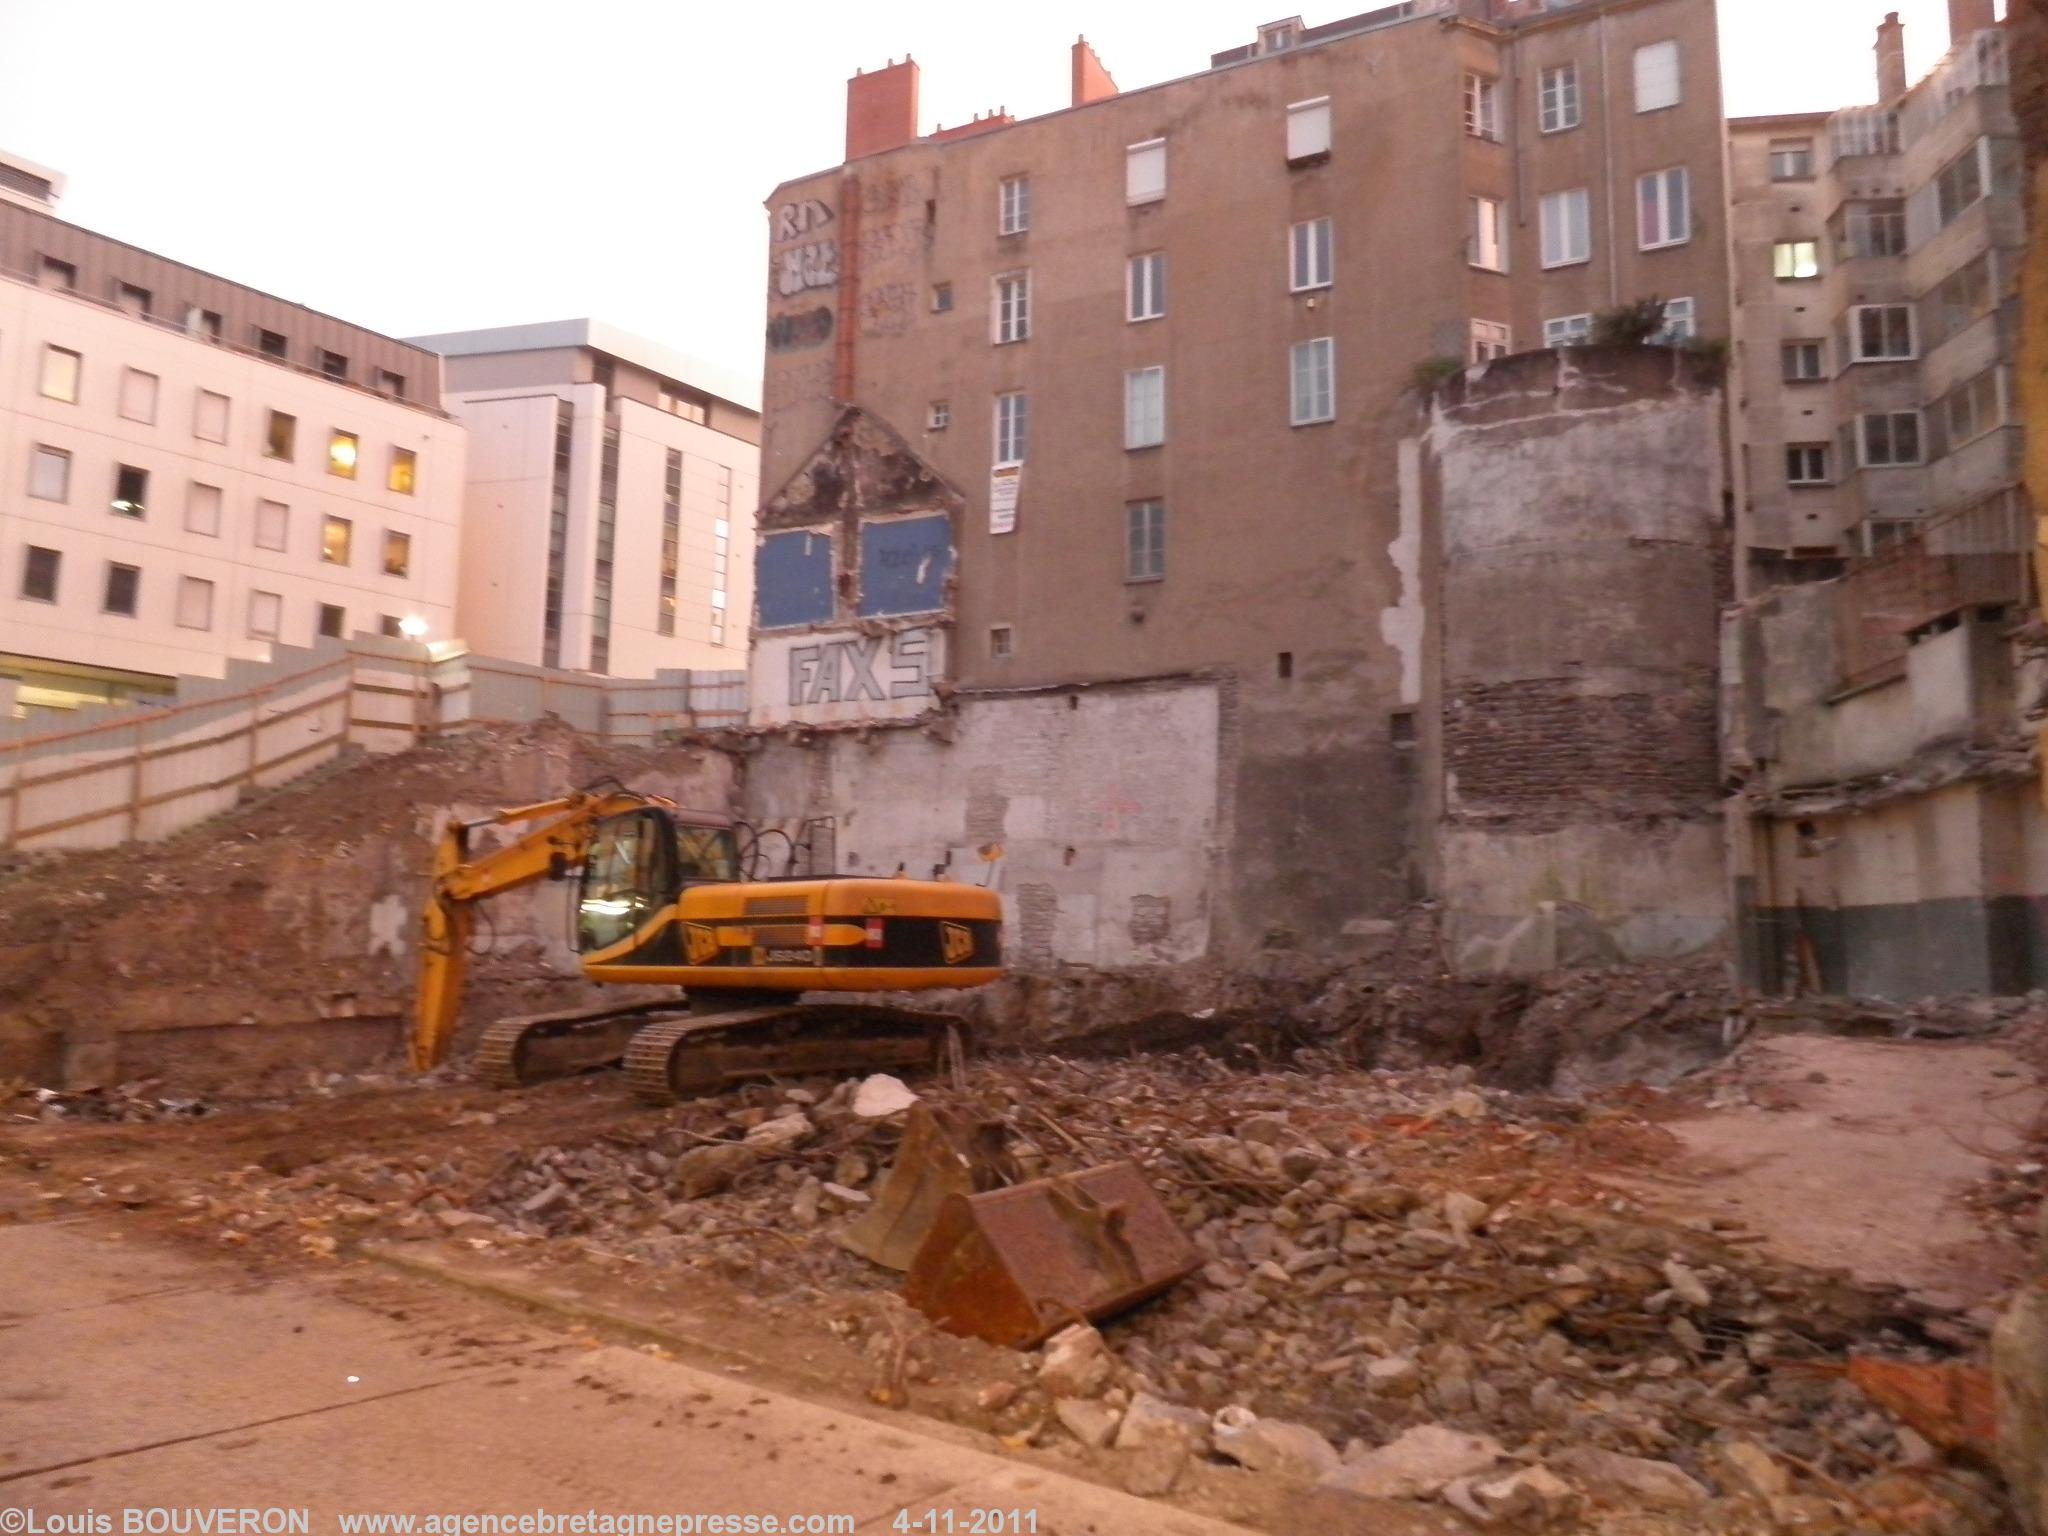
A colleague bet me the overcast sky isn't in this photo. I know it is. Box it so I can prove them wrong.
[0,0,2005,384]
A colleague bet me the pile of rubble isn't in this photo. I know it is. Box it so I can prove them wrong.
[2,1079,221,1124]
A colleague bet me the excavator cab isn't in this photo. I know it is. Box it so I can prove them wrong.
[574,811,739,953]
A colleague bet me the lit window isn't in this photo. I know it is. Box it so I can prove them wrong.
[993,272,1030,343]
[388,447,417,495]
[1126,139,1166,205]
[175,575,214,631]
[195,389,230,443]
[40,345,80,403]
[383,529,412,577]
[103,562,140,617]
[1782,341,1826,380]
[322,514,353,566]
[1291,217,1333,291]
[994,392,1029,465]
[1470,197,1507,270]
[1539,63,1580,133]
[1124,367,1165,449]
[111,464,148,519]
[1859,412,1922,467]
[1290,337,1335,425]
[21,546,60,603]
[119,368,159,424]
[265,410,296,461]
[1126,500,1165,582]
[1773,240,1821,279]
[1463,73,1501,139]
[1634,40,1680,112]
[1470,320,1512,363]
[254,500,289,551]
[28,446,70,503]
[1786,444,1830,485]
[1637,167,1691,249]
[186,482,223,537]
[999,175,1031,235]
[327,430,359,478]
[1540,189,1590,267]
[1769,139,1815,180]
[1543,314,1593,348]
[248,590,282,640]
[1128,251,1165,320]
[1849,303,1915,361]
[1287,97,1331,162]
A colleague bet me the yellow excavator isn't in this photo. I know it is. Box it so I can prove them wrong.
[410,783,1003,1103]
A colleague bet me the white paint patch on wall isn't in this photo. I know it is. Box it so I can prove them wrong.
[1383,437,1424,706]
[750,626,945,727]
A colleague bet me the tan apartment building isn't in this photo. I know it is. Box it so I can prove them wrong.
[757,0,1731,954]
[413,321,758,677]
[0,155,463,717]
[1728,0,2023,590]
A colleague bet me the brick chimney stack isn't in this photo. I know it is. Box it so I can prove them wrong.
[1072,36,1119,107]
[1875,12,1907,102]
[1949,0,1996,41]
[846,57,920,161]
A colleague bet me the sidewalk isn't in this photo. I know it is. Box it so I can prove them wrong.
[0,1220,1254,1536]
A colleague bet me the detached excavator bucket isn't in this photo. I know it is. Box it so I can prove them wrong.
[904,1160,1199,1349]
[839,1104,1007,1271]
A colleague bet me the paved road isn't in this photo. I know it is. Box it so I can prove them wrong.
[0,1221,1252,1536]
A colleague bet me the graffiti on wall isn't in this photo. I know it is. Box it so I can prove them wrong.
[766,307,835,353]
[776,240,839,297]
[750,627,946,727]
[859,281,917,338]
[774,197,834,242]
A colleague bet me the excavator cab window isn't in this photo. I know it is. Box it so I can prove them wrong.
[673,823,740,886]
[575,811,676,953]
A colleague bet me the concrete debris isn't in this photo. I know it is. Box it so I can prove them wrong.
[1209,1406,1339,1481]
[1662,1258,1712,1308]
[1113,1391,1211,1455]
[1549,1446,1709,1509]
[1038,1323,1115,1399]
[1053,1396,1121,1450]
[743,1111,814,1150]
[1712,1437,1790,1501]
[1320,1423,1505,1500]
[851,1074,920,1118]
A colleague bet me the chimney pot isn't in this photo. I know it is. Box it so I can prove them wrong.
[1875,12,1907,103]
[1948,0,1996,42]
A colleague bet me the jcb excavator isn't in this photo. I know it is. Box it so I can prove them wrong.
[410,784,1003,1103]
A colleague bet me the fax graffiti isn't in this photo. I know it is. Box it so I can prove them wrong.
[774,197,835,242]
[776,239,839,297]
[787,630,934,706]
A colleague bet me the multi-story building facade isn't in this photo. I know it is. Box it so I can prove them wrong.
[414,320,757,676]
[1728,0,2023,590]
[0,156,463,717]
[757,0,1730,954]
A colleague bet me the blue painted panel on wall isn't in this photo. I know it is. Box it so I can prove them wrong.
[757,530,835,629]
[858,516,954,618]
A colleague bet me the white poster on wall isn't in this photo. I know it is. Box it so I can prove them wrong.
[990,465,1020,535]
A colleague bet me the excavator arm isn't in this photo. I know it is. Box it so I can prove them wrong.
[410,788,675,1071]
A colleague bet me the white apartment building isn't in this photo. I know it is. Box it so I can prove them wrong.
[0,169,463,717]
[412,320,757,677]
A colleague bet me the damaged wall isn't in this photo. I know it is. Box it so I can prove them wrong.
[1420,347,1730,976]
[739,676,1226,970]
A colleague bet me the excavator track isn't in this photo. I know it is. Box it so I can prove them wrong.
[624,1003,965,1105]
[475,997,698,1089]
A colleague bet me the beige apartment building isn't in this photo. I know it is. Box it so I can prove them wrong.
[757,0,1731,952]
[1728,0,2022,588]
[414,321,758,677]
[0,161,463,718]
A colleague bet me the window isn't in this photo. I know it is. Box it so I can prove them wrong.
[1279,217,1333,293]
[1859,412,1922,467]
[1850,304,1915,361]
[382,529,412,578]
[1470,197,1507,270]
[989,625,1014,660]
[1837,200,1907,260]
[111,465,148,519]
[1635,40,1680,111]
[995,392,1028,465]
[379,615,405,639]
[317,604,345,639]
[1470,320,1512,363]
[1928,253,1997,348]
[254,500,289,551]
[194,389,229,443]
[388,447,416,495]
[1773,240,1820,279]
[248,590,282,640]
[1128,251,1165,320]
[322,514,353,566]
[927,400,950,431]
[119,368,159,423]
[20,546,59,603]
[928,282,956,316]
[40,345,80,403]
[28,446,70,502]
[1540,63,1581,133]
[1543,313,1593,348]
[1935,141,1986,228]
[1287,96,1331,162]
[185,307,222,341]
[374,368,406,397]
[658,448,681,637]
[175,575,214,631]
[1126,500,1165,582]
[1782,341,1826,381]
[1290,337,1335,425]
[1463,73,1501,139]
[40,256,76,291]
[327,429,359,478]
[1637,167,1690,249]
[1654,297,1696,343]
[1540,189,1590,267]
[998,175,1030,235]
[1126,139,1166,205]
[255,328,287,359]
[318,349,348,381]
[115,282,152,318]
[1125,367,1165,449]
[1833,109,1901,159]
[1786,444,1830,485]
[265,410,296,461]
[186,482,223,537]
[1939,368,2004,451]
[993,272,1030,343]
[103,562,140,617]
[1769,139,1815,180]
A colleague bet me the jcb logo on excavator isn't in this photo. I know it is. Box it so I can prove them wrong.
[940,922,975,964]
[684,923,721,964]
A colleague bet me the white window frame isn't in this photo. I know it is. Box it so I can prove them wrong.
[1126,139,1166,205]
[1654,297,1697,343]
[1782,340,1826,381]
[1634,40,1681,112]
[1126,500,1165,582]
[1124,367,1165,450]
[1768,139,1815,180]
[1470,196,1507,271]
[1543,314,1593,348]
[999,174,1030,236]
[992,270,1031,344]
[1858,411,1923,468]
[1290,217,1333,291]
[1462,73,1501,140]
[994,392,1028,466]
[1286,97,1331,162]
[988,625,1014,660]
[1470,320,1512,363]
[1772,240,1821,280]
[927,400,950,431]
[1128,251,1165,321]
[1637,166,1691,250]
[1786,444,1830,486]
[1539,63,1581,133]
[1290,337,1335,426]
[1539,188,1590,268]
[1848,303,1916,362]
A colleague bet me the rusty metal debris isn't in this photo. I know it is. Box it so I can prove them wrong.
[838,1103,1008,1270]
